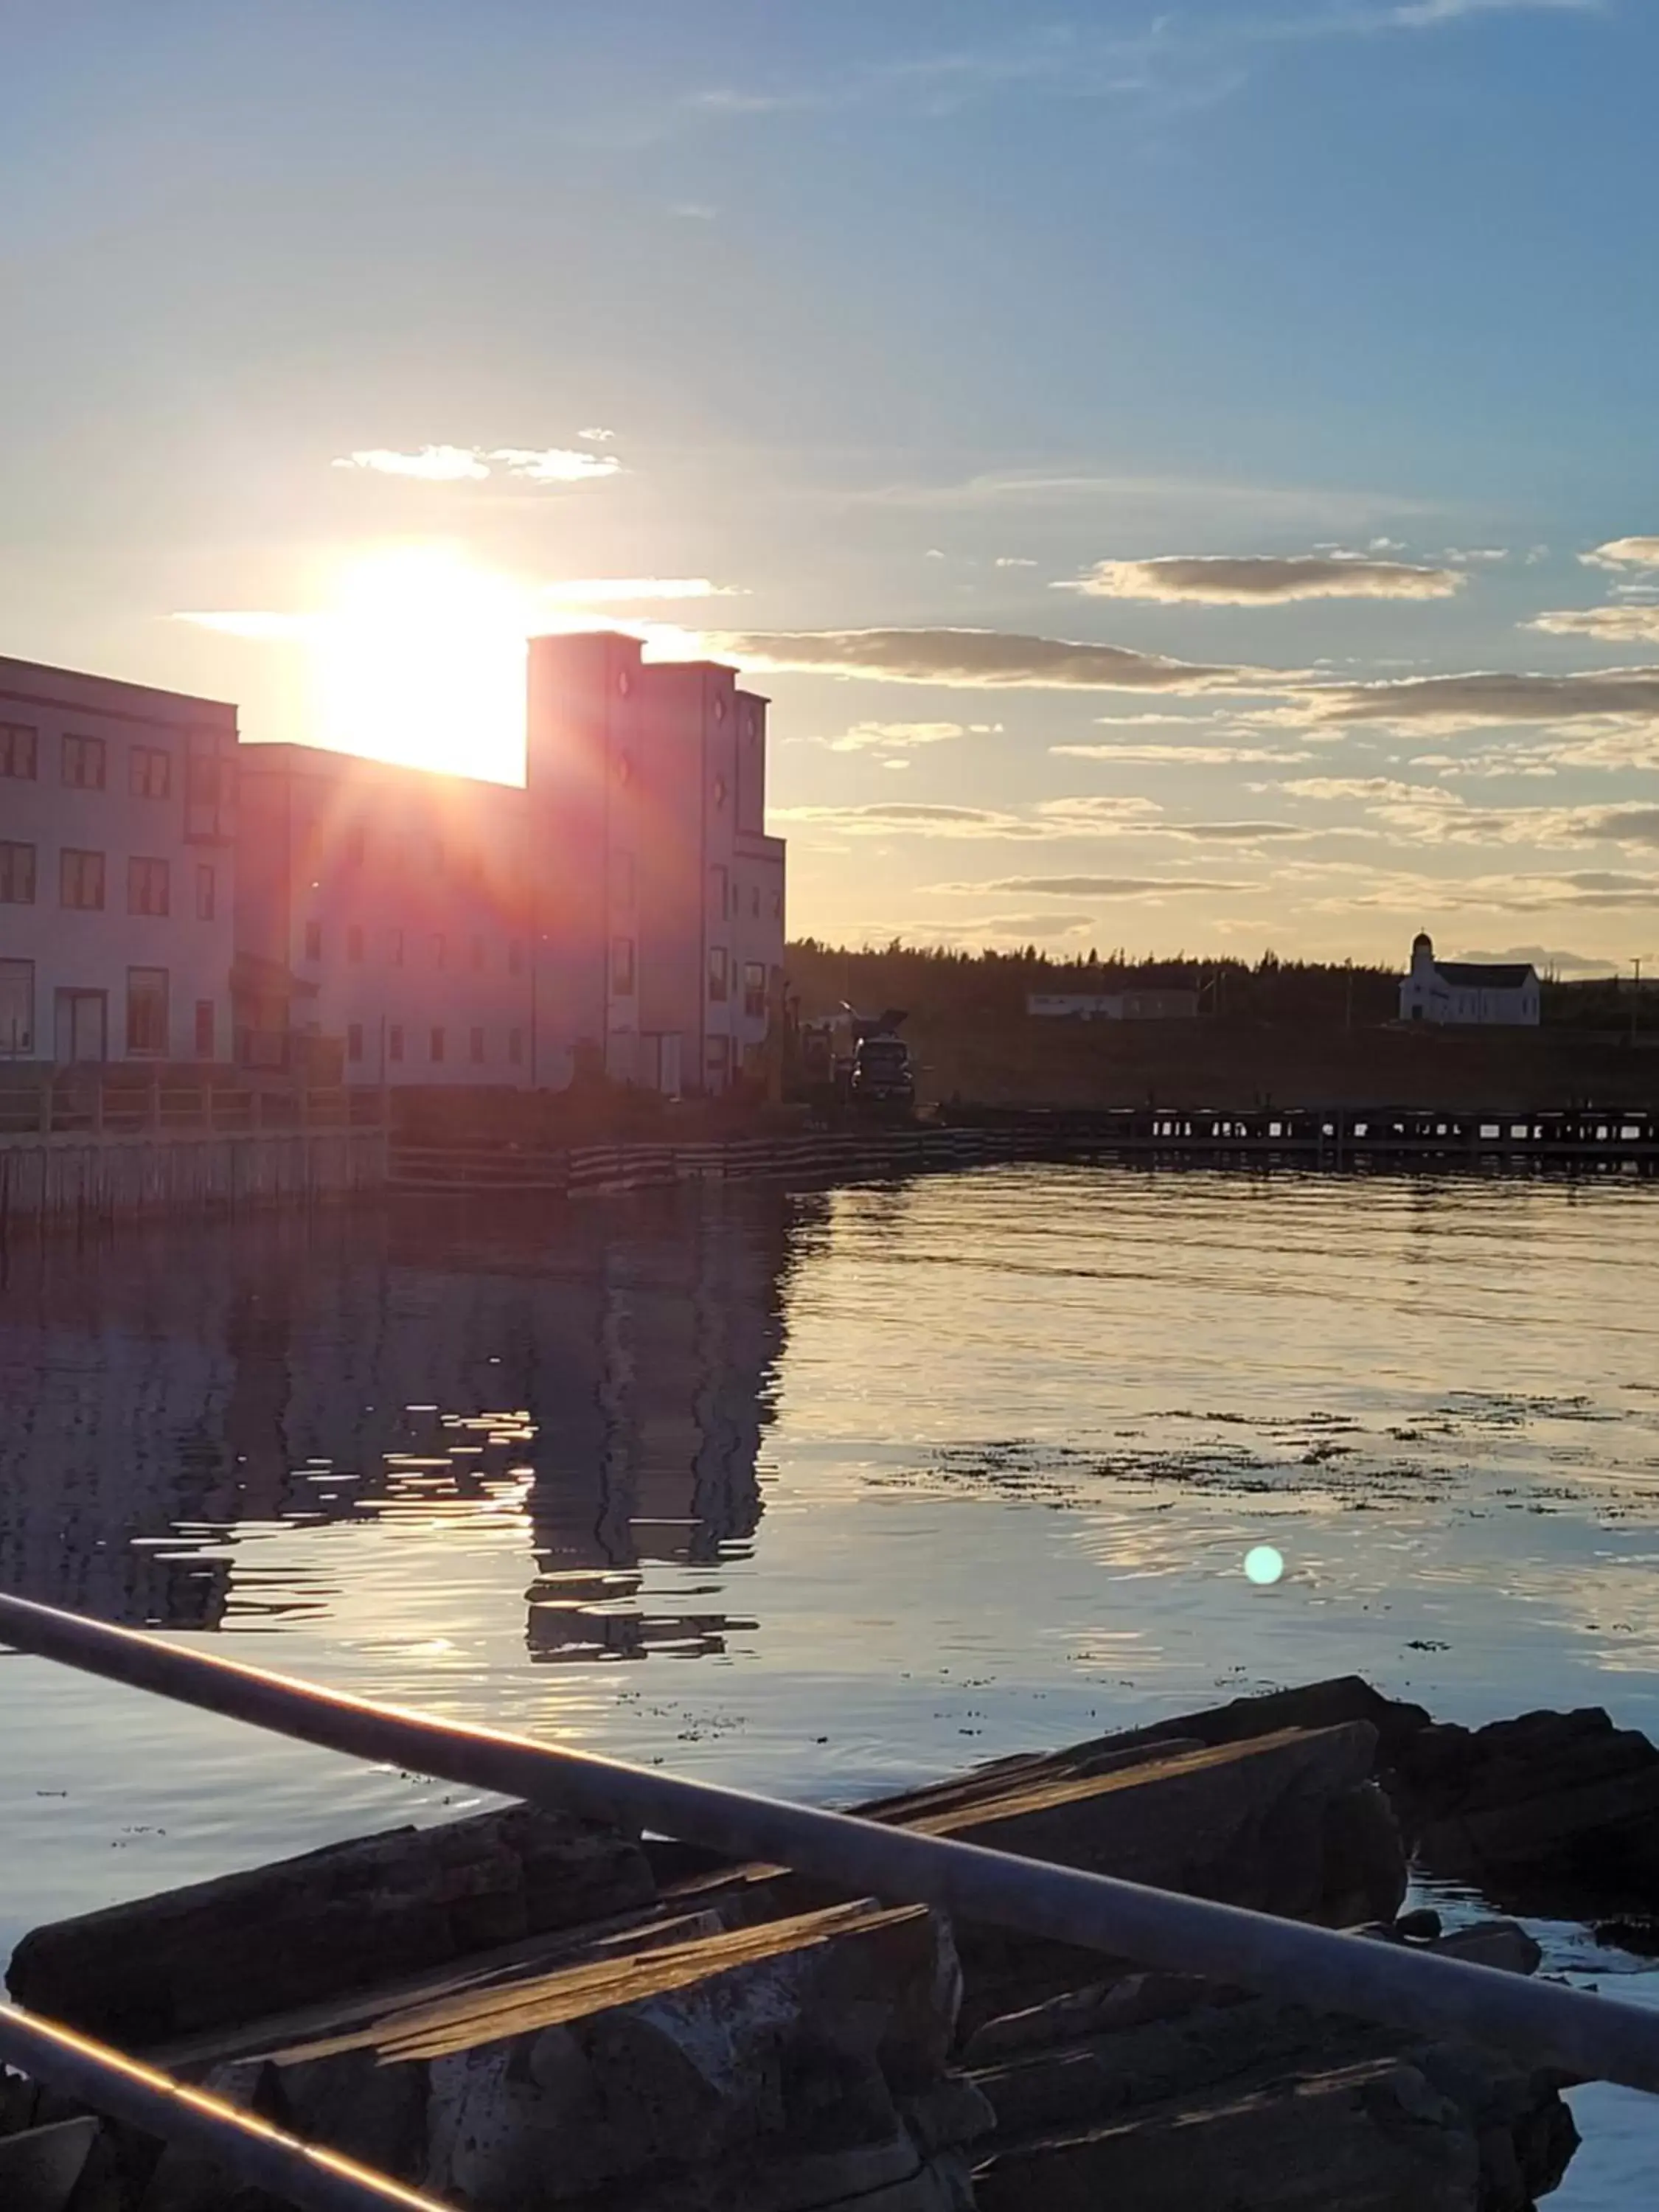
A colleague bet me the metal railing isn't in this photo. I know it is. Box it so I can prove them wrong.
[0,2003,448,2212]
[7,1589,1659,2111]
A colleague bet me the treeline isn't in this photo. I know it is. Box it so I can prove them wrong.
[785,941,1402,1028]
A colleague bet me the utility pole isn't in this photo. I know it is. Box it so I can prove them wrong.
[1635,957,1644,1048]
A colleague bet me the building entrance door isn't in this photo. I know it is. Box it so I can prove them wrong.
[55,989,108,1064]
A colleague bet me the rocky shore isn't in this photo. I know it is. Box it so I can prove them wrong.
[7,1674,1653,2211]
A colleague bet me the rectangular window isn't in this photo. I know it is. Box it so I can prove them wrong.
[347,923,364,963]
[707,944,728,1003]
[611,935,636,995]
[195,863,217,921]
[470,1026,485,1064]
[709,863,728,920]
[507,939,524,976]
[389,1023,405,1064]
[771,891,782,919]
[62,734,107,790]
[389,928,405,967]
[347,1022,364,1062]
[194,999,215,1058]
[429,1026,446,1063]
[471,936,485,972]
[60,848,105,910]
[127,856,170,917]
[125,967,169,1056]
[743,960,767,1019]
[508,1028,524,1066]
[129,744,172,799]
[0,959,33,1054]
[431,933,446,970]
[0,724,38,779]
[0,841,35,904]
[304,919,322,961]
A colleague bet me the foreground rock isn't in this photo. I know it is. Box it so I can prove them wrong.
[139,1900,985,2212]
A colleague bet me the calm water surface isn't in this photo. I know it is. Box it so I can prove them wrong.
[4,1163,1659,2204]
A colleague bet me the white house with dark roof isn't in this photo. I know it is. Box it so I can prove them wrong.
[1399,931,1540,1026]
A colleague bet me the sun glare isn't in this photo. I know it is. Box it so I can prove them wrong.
[302,546,715,785]
[309,546,535,785]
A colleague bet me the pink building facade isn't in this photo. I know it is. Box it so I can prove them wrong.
[235,632,787,1093]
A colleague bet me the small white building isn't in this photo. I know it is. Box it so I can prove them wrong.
[1399,932,1540,1026]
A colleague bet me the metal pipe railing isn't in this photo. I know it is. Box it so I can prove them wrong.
[4,1589,1658,2095]
[0,2002,451,2212]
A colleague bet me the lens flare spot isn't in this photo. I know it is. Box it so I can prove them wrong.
[1245,1545,1285,1587]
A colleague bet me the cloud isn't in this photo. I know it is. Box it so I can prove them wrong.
[770,802,1043,839]
[333,445,492,482]
[543,577,734,604]
[1442,546,1509,565]
[1056,554,1466,605]
[931,875,1251,897]
[490,446,622,483]
[719,626,1279,692]
[1382,0,1599,24]
[995,556,1039,568]
[1277,667,1659,729]
[1527,605,1659,644]
[1052,742,1313,764]
[1455,944,1618,975]
[331,444,620,484]
[822,720,1000,753]
[579,426,617,442]
[174,610,315,640]
[1581,538,1659,571]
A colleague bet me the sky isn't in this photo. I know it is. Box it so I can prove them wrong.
[5,0,1659,973]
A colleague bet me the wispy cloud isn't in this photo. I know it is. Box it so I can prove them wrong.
[720,626,1284,692]
[768,802,1046,840]
[333,444,621,485]
[1527,605,1659,644]
[930,875,1252,897]
[543,577,735,604]
[1053,742,1314,764]
[1270,667,1659,729]
[1581,537,1659,571]
[1056,553,1466,605]
[819,719,1001,753]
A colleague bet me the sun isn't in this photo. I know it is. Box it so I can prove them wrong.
[307,545,537,785]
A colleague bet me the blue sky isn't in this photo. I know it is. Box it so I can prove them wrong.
[5,0,1659,969]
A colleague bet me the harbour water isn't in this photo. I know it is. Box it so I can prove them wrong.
[4,1161,1659,2204]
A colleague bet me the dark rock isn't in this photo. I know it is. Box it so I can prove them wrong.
[7,1805,655,2048]
[0,2115,99,2212]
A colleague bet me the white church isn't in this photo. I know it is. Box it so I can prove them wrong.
[1399,932,1541,1026]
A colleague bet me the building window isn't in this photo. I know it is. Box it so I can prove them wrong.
[710,864,728,920]
[432,933,446,969]
[60,848,105,910]
[712,775,728,808]
[62,734,107,790]
[751,885,761,919]
[196,864,217,921]
[743,961,766,1019]
[128,856,171,917]
[0,724,38,780]
[0,959,34,1054]
[615,751,633,787]
[0,841,35,904]
[708,944,728,1003]
[125,967,169,1056]
[771,891,782,919]
[471,936,486,972]
[470,1026,486,1064]
[389,928,405,967]
[347,924,365,963]
[508,1028,524,1066]
[347,1022,364,1062]
[129,745,172,799]
[304,920,322,961]
[389,1023,405,1063]
[195,999,215,1058]
[611,936,636,996]
[507,939,524,976]
[429,1026,446,1063]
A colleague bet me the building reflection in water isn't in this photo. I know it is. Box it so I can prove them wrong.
[0,1186,801,1663]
